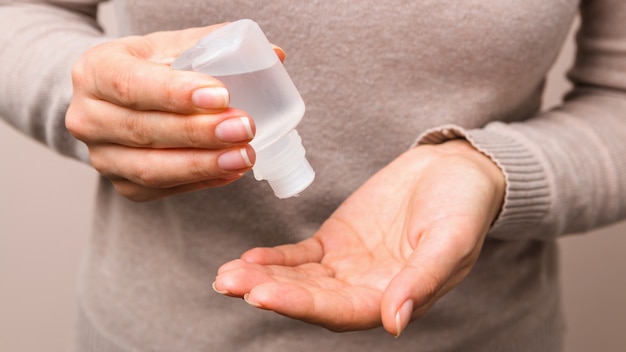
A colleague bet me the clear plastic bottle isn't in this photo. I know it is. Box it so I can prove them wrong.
[172,19,315,199]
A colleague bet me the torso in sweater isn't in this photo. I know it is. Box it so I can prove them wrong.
[77,1,578,351]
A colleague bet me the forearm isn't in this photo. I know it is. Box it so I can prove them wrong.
[417,1,626,241]
[0,1,109,162]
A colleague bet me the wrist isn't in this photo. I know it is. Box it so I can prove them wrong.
[417,138,506,224]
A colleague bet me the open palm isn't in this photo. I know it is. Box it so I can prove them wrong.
[214,140,505,336]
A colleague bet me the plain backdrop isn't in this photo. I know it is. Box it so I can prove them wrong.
[1,3,625,351]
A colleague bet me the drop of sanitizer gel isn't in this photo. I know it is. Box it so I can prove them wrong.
[172,19,315,199]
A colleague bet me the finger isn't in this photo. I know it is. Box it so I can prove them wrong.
[244,282,382,332]
[215,259,382,331]
[79,49,229,114]
[214,260,282,296]
[380,217,483,337]
[240,238,324,265]
[89,144,255,189]
[68,99,255,148]
[73,39,228,114]
[216,259,334,289]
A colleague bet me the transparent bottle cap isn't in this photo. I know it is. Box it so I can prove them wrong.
[265,157,315,199]
[253,130,315,199]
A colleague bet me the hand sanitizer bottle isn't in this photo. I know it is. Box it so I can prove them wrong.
[172,19,315,199]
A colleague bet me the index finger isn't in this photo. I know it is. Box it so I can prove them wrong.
[239,238,325,266]
[73,42,228,114]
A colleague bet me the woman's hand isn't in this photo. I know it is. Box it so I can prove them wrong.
[66,25,286,201]
[214,139,506,336]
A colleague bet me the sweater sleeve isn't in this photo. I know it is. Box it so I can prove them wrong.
[0,0,110,162]
[417,0,626,241]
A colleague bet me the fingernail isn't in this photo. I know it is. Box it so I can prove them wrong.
[395,300,413,338]
[244,293,263,308]
[272,45,286,61]
[218,147,254,171]
[215,117,254,143]
[211,281,230,295]
[192,87,229,108]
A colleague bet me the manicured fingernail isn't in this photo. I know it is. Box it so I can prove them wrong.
[272,45,286,61]
[211,281,230,295]
[215,117,254,142]
[395,300,413,338]
[218,147,254,171]
[244,293,263,308]
[192,87,229,108]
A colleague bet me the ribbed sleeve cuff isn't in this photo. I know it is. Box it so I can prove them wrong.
[415,124,551,239]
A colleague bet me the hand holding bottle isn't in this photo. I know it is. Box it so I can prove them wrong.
[173,20,315,198]
[65,25,284,201]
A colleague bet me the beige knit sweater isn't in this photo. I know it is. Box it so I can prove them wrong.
[1,0,625,351]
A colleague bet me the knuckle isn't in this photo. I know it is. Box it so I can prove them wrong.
[161,77,180,111]
[155,73,200,114]
[67,69,94,140]
[71,47,95,87]
[64,105,85,139]
[72,43,106,91]
[70,58,87,88]
[111,69,137,108]
[182,117,205,148]
[188,151,215,180]
[65,99,105,144]
[124,112,154,147]
[75,41,142,108]
[132,164,165,188]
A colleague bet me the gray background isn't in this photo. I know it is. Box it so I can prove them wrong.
[1,4,625,351]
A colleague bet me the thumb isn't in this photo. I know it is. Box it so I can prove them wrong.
[380,218,484,337]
